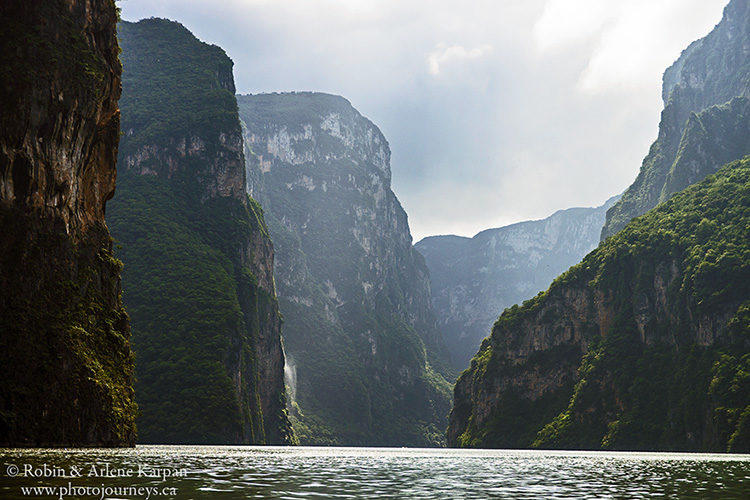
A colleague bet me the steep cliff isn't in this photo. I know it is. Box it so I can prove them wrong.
[601,0,750,239]
[449,158,750,452]
[417,196,619,371]
[107,19,293,444]
[237,92,453,446]
[0,0,136,446]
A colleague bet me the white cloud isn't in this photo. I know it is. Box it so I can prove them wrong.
[533,0,613,51]
[427,43,493,76]
[533,0,727,94]
[577,0,726,93]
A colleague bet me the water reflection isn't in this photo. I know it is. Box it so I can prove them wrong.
[0,446,747,499]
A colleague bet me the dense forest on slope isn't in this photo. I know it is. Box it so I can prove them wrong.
[108,19,293,444]
[449,158,750,452]
[417,196,618,371]
[238,92,453,446]
[0,0,136,446]
[601,0,749,239]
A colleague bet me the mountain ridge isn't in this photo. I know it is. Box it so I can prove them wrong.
[417,195,619,370]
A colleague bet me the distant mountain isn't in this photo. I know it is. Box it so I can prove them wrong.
[601,0,750,240]
[417,196,618,371]
[237,92,453,446]
[449,157,750,452]
[108,19,294,445]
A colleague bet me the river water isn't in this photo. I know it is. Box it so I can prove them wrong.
[1,446,747,499]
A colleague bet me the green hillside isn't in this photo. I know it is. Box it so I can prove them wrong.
[449,158,750,452]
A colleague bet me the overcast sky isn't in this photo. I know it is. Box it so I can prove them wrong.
[118,0,727,241]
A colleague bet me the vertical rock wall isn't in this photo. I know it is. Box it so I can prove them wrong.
[0,0,136,446]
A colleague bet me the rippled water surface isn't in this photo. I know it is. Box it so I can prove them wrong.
[1,446,748,499]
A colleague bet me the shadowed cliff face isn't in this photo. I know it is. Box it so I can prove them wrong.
[0,0,137,446]
[108,19,294,445]
[0,0,121,231]
[601,0,750,240]
[449,159,750,452]
[238,92,453,446]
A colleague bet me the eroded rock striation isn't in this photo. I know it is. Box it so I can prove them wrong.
[0,0,136,446]
[107,19,293,444]
[238,92,453,446]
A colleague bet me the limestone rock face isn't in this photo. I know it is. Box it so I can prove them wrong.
[602,0,750,239]
[238,92,452,446]
[417,196,618,371]
[0,0,136,446]
[107,19,293,445]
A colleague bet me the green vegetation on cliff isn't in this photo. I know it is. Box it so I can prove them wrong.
[450,158,750,452]
[108,19,293,444]
[117,19,238,152]
[0,217,138,446]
